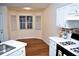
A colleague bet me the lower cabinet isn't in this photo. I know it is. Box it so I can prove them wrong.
[7,47,26,56]
[49,39,57,56]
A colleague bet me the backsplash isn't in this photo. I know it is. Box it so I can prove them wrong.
[58,28,79,37]
[62,28,79,34]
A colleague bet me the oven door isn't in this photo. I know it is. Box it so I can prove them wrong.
[56,44,63,56]
[56,44,75,56]
[58,50,63,56]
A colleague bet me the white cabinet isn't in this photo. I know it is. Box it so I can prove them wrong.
[63,4,79,28]
[49,39,57,56]
[63,4,79,20]
[56,7,66,28]
[7,47,26,56]
[56,4,79,28]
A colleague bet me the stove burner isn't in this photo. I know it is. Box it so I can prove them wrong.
[60,41,76,46]
[71,47,79,53]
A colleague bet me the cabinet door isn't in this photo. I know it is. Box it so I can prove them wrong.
[49,39,56,56]
[56,7,65,28]
[0,13,4,42]
[64,4,79,20]
[63,4,79,28]
[56,4,79,28]
[8,47,26,56]
[56,4,76,28]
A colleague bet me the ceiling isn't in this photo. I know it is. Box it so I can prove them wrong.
[0,3,69,12]
[0,3,69,8]
[0,3,51,12]
[54,3,71,8]
[0,3,50,8]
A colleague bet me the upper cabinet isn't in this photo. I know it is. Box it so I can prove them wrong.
[63,4,79,20]
[56,4,79,28]
[56,6,67,28]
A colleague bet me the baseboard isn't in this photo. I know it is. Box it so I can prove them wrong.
[16,37,42,40]
[41,39,49,45]
[16,37,49,45]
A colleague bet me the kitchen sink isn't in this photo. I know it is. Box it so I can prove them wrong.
[0,44,16,55]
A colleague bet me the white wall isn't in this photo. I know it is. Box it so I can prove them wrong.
[42,4,59,45]
[8,10,43,40]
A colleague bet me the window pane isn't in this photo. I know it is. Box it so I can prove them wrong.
[22,18,26,22]
[19,16,26,30]
[27,16,32,22]
[20,19,22,22]
[27,16,33,29]
[20,23,26,29]
[19,16,26,22]
[20,23,22,29]
[22,23,26,29]
[27,23,32,29]
[20,16,25,18]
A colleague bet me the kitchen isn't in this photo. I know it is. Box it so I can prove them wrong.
[0,3,79,56]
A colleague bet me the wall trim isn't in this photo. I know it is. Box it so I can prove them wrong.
[41,39,49,45]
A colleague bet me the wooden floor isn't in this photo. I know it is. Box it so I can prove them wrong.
[18,38,49,56]
[17,38,49,56]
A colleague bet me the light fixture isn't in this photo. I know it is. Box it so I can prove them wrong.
[23,7,32,10]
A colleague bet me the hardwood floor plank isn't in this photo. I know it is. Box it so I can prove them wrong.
[17,38,49,56]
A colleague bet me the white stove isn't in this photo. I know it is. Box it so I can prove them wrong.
[50,33,79,56]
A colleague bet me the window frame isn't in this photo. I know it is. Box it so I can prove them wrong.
[19,15,33,30]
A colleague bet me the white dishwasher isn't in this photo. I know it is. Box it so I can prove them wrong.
[49,39,57,56]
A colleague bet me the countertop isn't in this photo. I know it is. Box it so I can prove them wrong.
[49,36,79,56]
[0,40,27,56]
